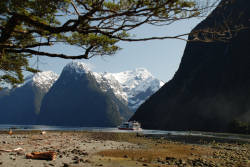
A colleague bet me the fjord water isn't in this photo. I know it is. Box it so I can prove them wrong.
[0,124,249,142]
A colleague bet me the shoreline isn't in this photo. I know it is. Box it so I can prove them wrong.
[1,129,249,144]
[0,131,249,167]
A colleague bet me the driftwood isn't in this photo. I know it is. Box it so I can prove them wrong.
[0,147,25,152]
[26,151,56,160]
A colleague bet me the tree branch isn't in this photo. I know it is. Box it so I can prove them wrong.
[5,46,95,59]
[0,14,21,43]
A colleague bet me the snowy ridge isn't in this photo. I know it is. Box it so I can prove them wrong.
[22,71,58,93]
[32,71,59,92]
[93,72,128,104]
[110,68,164,94]
[102,68,164,110]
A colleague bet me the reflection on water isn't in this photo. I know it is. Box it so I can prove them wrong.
[0,124,249,142]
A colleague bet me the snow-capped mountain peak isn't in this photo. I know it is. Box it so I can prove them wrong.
[60,62,164,111]
[110,68,152,86]
[32,71,59,92]
[63,61,90,74]
[104,68,163,93]
[95,68,164,111]
[22,71,58,92]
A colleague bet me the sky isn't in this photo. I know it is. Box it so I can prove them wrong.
[29,18,203,83]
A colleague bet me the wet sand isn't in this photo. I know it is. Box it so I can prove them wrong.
[0,131,249,167]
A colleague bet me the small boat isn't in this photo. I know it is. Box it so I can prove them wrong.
[118,121,142,131]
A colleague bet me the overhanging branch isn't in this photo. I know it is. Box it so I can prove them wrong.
[5,46,95,59]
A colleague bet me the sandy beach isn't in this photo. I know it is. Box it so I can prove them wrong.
[0,131,249,167]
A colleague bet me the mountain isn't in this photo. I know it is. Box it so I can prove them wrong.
[38,62,133,127]
[94,68,164,111]
[0,61,163,126]
[0,71,58,124]
[130,0,250,133]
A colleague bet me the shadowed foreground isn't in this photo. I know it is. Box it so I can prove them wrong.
[0,131,249,167]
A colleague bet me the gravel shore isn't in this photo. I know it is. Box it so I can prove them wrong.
[0,131,249,167]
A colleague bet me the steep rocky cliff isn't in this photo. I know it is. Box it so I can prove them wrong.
[130,0,250,133]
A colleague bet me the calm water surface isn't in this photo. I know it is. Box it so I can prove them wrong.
[0,124,249,142]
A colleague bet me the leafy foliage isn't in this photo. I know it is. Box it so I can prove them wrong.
[0,0,214,87]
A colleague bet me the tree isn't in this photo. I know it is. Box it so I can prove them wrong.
[0,0,216,88]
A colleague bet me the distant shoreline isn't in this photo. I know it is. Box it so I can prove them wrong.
[1,129,249,144]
